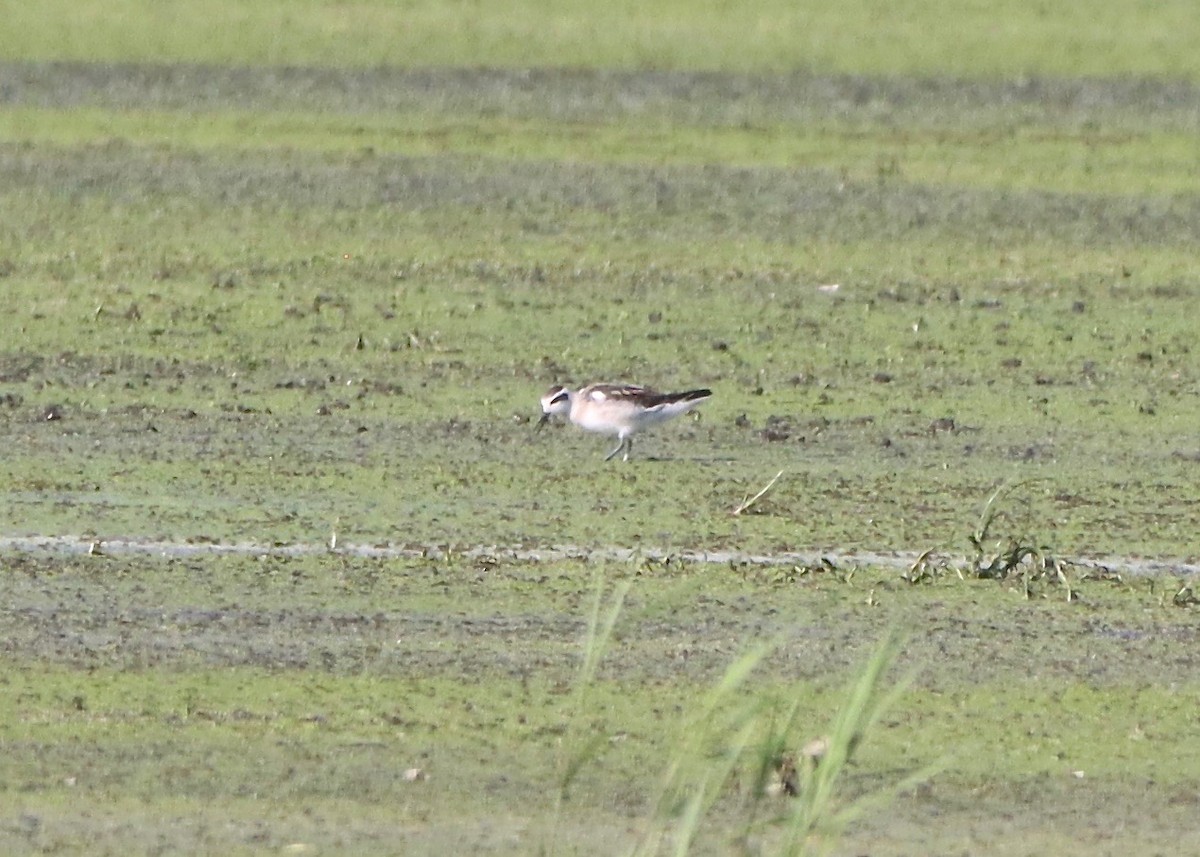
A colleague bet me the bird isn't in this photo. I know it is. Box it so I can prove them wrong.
[536,383,712,461]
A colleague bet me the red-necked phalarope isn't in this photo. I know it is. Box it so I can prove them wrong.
[537,383,712,461]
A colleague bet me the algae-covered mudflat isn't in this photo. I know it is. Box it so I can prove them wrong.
[3,2,1200,854]
[3,550,1200,855]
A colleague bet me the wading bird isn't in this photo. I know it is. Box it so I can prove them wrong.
[537,383,712,461]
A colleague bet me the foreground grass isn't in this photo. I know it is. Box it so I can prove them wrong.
[2,552,1200,854]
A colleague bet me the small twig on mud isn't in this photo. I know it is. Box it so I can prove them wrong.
[732,470,784,516]
[970,479,1037,554]
[900,548,937,584]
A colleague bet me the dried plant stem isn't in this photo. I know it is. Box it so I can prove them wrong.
[732,469,784,516]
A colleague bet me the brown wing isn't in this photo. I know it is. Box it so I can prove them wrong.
[585,384,710,408]
[584,383,653,403]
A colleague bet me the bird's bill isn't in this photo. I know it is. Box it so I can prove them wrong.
[535,411,551,432]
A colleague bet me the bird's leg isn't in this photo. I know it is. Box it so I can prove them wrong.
[622,437,633,461]
[605,438,625,461]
